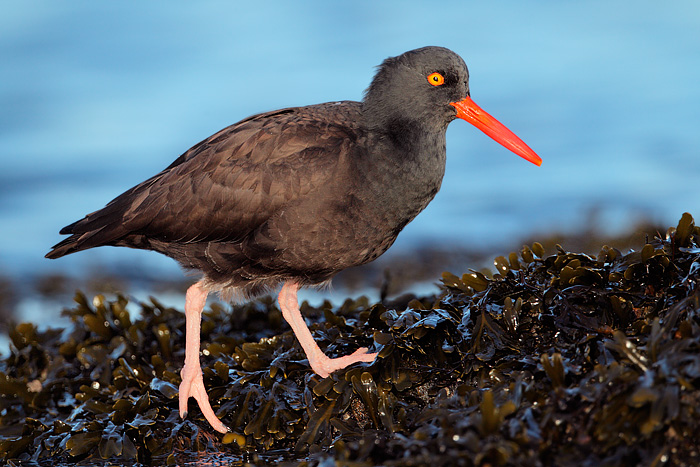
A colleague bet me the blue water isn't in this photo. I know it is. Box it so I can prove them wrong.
[1,1,700,284]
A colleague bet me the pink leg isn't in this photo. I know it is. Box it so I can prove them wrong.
[178,281,228,433]
[278,282,377,378]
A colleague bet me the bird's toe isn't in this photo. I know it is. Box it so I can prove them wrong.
[179,367,229,433]
[310,347,378,377]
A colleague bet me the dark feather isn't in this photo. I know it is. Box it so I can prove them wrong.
[47,47,479,297]
[47,102,362,268]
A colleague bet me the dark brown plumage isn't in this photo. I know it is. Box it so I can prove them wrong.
[47,47,541,433]
[46,98,448,297]
[49,104,362,295]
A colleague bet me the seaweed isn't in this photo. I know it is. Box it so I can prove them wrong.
[1,213,700,465]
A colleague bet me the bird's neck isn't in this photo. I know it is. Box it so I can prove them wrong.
[362,103,448,147]
[357,120,447,219]
[358,101,449,211]
[364,115,447,168]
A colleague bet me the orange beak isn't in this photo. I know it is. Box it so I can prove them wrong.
[450,96,542,166]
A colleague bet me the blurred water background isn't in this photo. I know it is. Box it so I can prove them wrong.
[1,1,699,321]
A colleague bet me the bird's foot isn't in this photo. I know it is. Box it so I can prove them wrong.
[309,347,378,378]
[179,365,229,434]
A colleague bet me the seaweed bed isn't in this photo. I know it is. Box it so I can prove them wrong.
[2,214,700,466]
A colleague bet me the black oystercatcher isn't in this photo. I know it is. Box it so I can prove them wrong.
[46,46,542,433]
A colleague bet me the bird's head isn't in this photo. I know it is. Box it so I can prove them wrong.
[363,46,541,166]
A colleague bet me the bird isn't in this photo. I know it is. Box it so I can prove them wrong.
[46,46,542,434]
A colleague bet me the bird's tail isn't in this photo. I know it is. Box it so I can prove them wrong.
[45,201,136,260]
[45,219,108,259]
[45,235,80,259]
[46,171,165,260]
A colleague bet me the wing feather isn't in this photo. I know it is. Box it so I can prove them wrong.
[46,102,362,258]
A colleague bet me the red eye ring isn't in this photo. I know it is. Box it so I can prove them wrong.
[427,72,445,86]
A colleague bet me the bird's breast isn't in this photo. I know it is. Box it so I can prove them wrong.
[248,130,448,277]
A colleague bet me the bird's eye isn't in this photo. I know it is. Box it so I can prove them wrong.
[427,72,445,86]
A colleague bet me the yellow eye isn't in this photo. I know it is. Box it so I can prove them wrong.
[427,72,445,86]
